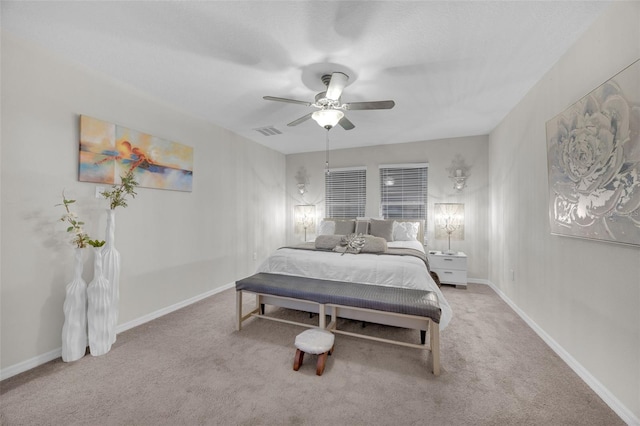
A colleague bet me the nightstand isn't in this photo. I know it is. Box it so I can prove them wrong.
[427,251,468,288]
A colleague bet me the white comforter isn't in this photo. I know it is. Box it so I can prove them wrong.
[257,242,452,329]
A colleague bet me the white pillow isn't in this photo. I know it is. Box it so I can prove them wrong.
[318,220,336,235]
[392,221,419,241]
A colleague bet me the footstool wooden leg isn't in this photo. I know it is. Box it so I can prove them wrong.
[293,349,304,371]
[316,352,328,376]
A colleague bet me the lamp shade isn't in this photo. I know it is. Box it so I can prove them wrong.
[434,203,465,240]
[294,204,316,241]
[312,109,344,129]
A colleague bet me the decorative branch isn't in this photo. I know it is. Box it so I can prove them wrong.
[56,191,91,248]
[101,170,139,210]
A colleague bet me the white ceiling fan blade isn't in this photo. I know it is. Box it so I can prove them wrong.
[325,72,349,101]
[263,96,312,106]
[345,100,395,110]
[338,116,355,130]
[287,112,313,127]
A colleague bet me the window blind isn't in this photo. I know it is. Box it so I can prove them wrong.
[379,163,428,219]
[325,167,366,218]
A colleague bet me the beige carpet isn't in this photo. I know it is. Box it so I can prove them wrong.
[0,284,623,425]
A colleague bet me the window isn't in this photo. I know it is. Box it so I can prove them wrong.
[325,167,366,218]
[379,163,428,219]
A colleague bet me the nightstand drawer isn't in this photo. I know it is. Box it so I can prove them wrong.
[430,255,467,271]
[431,268,467,285]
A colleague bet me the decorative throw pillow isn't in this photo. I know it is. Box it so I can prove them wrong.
[334,220,355,235]
[315,234,343,250]
[393,221,419,241]
[369,219,394,241]
[355,220,370,235]
[360,235,388,253]
[318,220,336,235]
[334,233,366,255]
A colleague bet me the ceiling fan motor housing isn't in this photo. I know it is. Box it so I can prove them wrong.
[315,91,341,108]
[321,74,334,86]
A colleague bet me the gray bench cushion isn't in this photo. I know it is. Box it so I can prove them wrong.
[235,273,441,323]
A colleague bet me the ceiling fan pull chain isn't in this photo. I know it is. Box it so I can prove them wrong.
[325,130,331,176]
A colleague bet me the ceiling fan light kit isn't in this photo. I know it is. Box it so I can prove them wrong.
[263,71,395,131]
[312,109,344,129]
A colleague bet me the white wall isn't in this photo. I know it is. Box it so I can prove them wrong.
[488,2,640,422]
[0,32,286,371]
[285,135,489,280]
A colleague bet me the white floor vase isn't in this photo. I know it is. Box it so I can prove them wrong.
[61,248,88,362]
[102,209,120,345]
[87,247,112,356]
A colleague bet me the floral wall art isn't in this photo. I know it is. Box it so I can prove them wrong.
[79,115,193,192]
[545,59,640,246]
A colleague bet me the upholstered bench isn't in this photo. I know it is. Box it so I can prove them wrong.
[293,328,335,376]
[235,272,442,375]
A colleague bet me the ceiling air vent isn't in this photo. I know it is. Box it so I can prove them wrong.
[254,126,282,136]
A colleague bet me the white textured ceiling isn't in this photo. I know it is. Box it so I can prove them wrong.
[2,1,611,154]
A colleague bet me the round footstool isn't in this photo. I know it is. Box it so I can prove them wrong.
[293,328,335,376]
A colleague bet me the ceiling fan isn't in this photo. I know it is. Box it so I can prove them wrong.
[263,72,395,130]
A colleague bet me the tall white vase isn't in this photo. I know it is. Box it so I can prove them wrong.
[61,248,87,362]
[87,247,112,356]
[102,209,120,345]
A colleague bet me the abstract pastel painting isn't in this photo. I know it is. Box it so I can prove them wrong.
[79,116,193,192]
[78,116,117,184]
[545,59,640,246]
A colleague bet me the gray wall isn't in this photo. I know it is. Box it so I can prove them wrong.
[488,2,639,421]
[285,135,490,281]
[1,32,286,370]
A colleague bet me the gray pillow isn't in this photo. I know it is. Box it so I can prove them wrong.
[315,234,343,250]
[360,235,388,253]
[369,219,394,241]
[334,220,355,235]
[355,220,369,234]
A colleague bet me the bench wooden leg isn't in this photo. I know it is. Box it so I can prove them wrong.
[316,352,328,376]
[235,290,242,331]
[293,349,304,371]
[430,321,440,376]
[319,304,326,328]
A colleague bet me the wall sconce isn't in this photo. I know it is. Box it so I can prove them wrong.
[295,204,316,242]
[447,155,470,192]
[450,169,468,191]
[434,203,464,254]
[295,166,310,201]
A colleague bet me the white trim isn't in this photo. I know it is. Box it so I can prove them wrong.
[485,280,639,426]
[0,282,235,381]
[0,348,62,382]
[379,163,429,169]
[467,278,491,285]
[115,282,234,334]
[327,165,366,172]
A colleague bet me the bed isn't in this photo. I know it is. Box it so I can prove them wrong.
[235,218,452,375]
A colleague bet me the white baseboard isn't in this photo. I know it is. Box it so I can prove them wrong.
[0,348,63,382]
[467,278,491,285]
[0,282,235,382]
[485,280,639,426]
[115,282,235,334]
